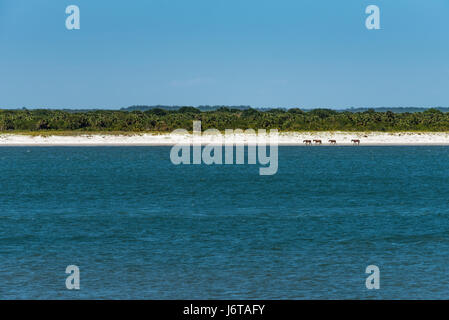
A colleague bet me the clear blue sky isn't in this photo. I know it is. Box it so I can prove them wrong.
[0,0,448,109]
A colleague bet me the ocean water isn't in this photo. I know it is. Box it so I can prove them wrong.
[1,146,449,299]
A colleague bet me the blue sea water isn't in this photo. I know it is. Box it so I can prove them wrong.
[1,146,449,299]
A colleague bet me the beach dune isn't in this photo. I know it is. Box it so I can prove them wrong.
[2,132,449,146]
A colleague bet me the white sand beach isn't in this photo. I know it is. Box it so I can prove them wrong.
[2,132,449,146]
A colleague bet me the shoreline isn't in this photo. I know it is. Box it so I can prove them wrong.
[2,131,449,146]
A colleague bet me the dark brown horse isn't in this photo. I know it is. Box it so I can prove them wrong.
[303,140,312,145]
[328,140,337,145]
[351,139,360,145]
[313,139,322,145]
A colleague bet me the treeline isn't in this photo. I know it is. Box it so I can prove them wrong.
[1,108,449,132]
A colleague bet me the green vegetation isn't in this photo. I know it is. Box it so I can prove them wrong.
[1,107,449,133]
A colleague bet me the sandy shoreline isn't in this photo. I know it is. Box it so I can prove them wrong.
[2,132,449,146]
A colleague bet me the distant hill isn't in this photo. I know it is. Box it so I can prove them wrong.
[2,106,447,113]
[121,105,252,112]
[121,105,448,113]
[339,107,449,113]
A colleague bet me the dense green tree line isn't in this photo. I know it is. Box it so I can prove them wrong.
[1,108,449,132]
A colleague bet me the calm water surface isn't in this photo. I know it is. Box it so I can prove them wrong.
[1,146,449,299]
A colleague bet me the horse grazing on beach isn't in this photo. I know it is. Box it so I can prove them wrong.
[351,139,360,145]
[328,140,337,145]
[313,139,322,145]
[303,140,312,145]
